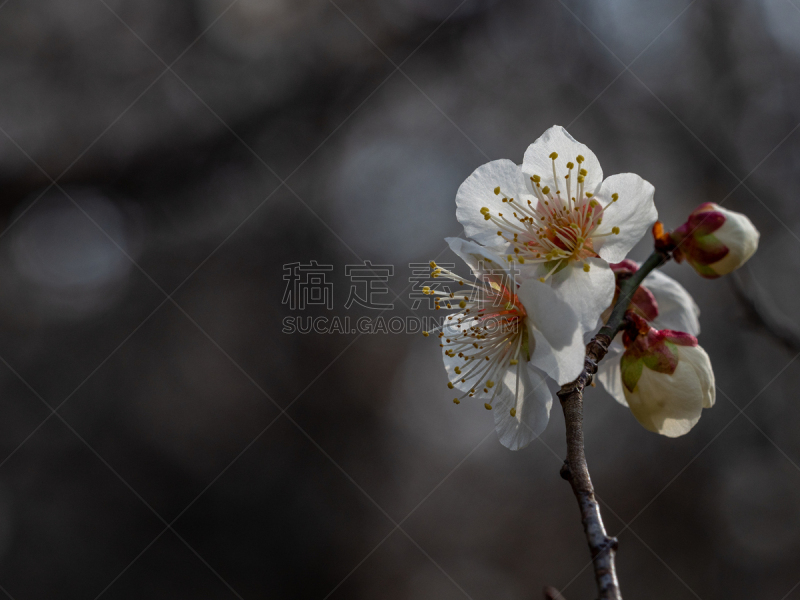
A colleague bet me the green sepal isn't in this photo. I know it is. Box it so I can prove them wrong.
[620,353,643,393]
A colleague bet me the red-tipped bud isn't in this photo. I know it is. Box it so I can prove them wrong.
[620,326,715,437]
[670,203,759,278]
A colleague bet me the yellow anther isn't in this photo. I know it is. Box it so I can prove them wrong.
[577,175,585,183]
[422,286,431,294]
[538,277,546,283]
[531,174,541,183]
[576,155,584,163]
[542,186,550,195]
[566,162,574,169]
[579,168,587,176]
[447,382,454,389]
[509,359,518,365]
[583,263,590,272]
[454,367,461,374]
[430,261,436,268]
[507,255,513,262]
[459,300,466,308]
[480,207,490,215]
[486,380,495,388]
[422,331,429,337]
[612,226,620,235]
[549,152,558,159]
[453,398,460,404]
[518,257,525,264]
[589,199,598,207]
[494,186,501,195]
[510,408,517,417]
[611,193,619,201]
[484,214,491,220]
[484,403,492,410]
[586,192,593,198]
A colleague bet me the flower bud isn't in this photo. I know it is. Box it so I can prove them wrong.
[670,203,759,278]
[620,326,715,437]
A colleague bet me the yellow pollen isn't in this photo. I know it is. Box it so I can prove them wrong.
[422,286,430,294]
[566,162,574,169]
[576,155,584,163]
[422,331,429,337]
[480,207,490,215]
[429,261,436,268]
[612,193,619,201]
[549,152,558,159]
[531,175,541,183]
[612,226,620,235]
[577,175,585,183]
[454,367,461,374]
[459,300,466,308]
[484,403,492,410]
[542,186,550,195]
[447,382,454,389]
[579,168,587,176]
[538,277,546,283]
[583,263,590,272]
[453,398,460,404]
[510,408,517,417]
[494,186,500,195]
[486,380,495,388]
[484,214,491,220]
[518,257,525,264]
[509,359,518,365]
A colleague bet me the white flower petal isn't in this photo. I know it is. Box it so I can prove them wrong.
[595,337,627,407]
[709,206,760,275]
[644,269,701,336]
[548,259,616,333]
[455,159,534,246]
[494,364,553,451]
[682,345,716,409]
[592,173,657,263]
[522,125,603,195]
[445,236,513,278]
[517,278,586,385]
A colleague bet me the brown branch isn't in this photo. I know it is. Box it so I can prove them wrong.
[552,249,670,600]
[556,334,619,600]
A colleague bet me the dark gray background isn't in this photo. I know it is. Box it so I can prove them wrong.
[0,0,798,598]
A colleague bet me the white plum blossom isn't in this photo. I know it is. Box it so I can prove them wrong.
[596,262,701,409]
[456,125,658,342]
[425,238,587,450]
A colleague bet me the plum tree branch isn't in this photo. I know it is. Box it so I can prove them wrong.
[551,249,670,600]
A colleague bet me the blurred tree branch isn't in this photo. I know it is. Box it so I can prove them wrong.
[731,265,800,352]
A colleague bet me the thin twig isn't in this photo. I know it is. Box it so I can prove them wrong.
[554,250,670,600]
[731,265,800,352]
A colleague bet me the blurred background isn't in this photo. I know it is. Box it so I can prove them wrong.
[0,0,799,598]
